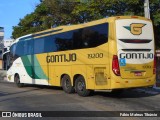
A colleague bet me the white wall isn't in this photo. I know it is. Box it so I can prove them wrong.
[3,39,14,48]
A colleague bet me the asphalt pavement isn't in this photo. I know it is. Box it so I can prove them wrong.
[0,69,160,120]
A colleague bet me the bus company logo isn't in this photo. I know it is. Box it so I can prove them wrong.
[124,23,146,35]
[2,112,11,117]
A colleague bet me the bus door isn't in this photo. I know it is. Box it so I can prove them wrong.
[115,18,155,79]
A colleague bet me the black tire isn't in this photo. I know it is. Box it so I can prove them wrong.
[14,74,24,88]
[62,75,75,93]
[75,76,91,97]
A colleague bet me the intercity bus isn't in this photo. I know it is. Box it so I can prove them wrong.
[7,16,156,96]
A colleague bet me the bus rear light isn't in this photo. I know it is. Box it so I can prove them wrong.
[153,55,156,74]
[112,55,120,76]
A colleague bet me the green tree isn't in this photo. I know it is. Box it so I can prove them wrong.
[12,0,160,48]
[43,0,80,25]
[150,0,160,48]
[12,0,79,38]
[12,1,49,38]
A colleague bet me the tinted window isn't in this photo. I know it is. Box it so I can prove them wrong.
[34,38,45,54]
[73,23,108,49]
[9,44,16,66]
[44,23,108,52]
[44,36,57,52]
[14,23,108,55]
[10,44,16,56]
[24,40,33,55]
[15,41,24,57]
[54,31,73,51]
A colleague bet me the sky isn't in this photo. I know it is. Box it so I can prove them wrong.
[0,0,40,39]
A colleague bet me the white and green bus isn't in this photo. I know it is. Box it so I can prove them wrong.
[7,16,156,96]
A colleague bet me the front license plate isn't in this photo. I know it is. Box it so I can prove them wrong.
[134,72,142,76]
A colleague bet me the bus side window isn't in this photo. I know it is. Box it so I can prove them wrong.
[9,44,16,67]
[23,40,33,55]
[82,23,108,48]
[72,23,108,49]
[34,38,45,54]
[15,41,25,57]
[44,35,58,52]
[54,31,73,51]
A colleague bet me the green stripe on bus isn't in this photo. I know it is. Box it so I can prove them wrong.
[21,55,48,80]
[33,55,48,80]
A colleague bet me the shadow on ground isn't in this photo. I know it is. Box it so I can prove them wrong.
[93,88,160,99]
[21,84,160,99]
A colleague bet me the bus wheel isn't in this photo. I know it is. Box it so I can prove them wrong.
[14,74,24,88]
[62,75,75,93]
[75,76,91,97]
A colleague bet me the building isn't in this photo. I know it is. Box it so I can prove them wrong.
[3,39,14,48]
[0,27,4,69]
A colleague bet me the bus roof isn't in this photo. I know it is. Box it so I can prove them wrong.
[33,18,108,39]
[16,16,151,40]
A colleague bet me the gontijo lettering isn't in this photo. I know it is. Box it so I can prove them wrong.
[46,53,77,63]
[120,53,153,59]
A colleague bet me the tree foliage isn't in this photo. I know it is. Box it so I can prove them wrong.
[12,0,160,48]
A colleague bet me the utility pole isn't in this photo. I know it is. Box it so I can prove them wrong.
[144,0,150,19]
